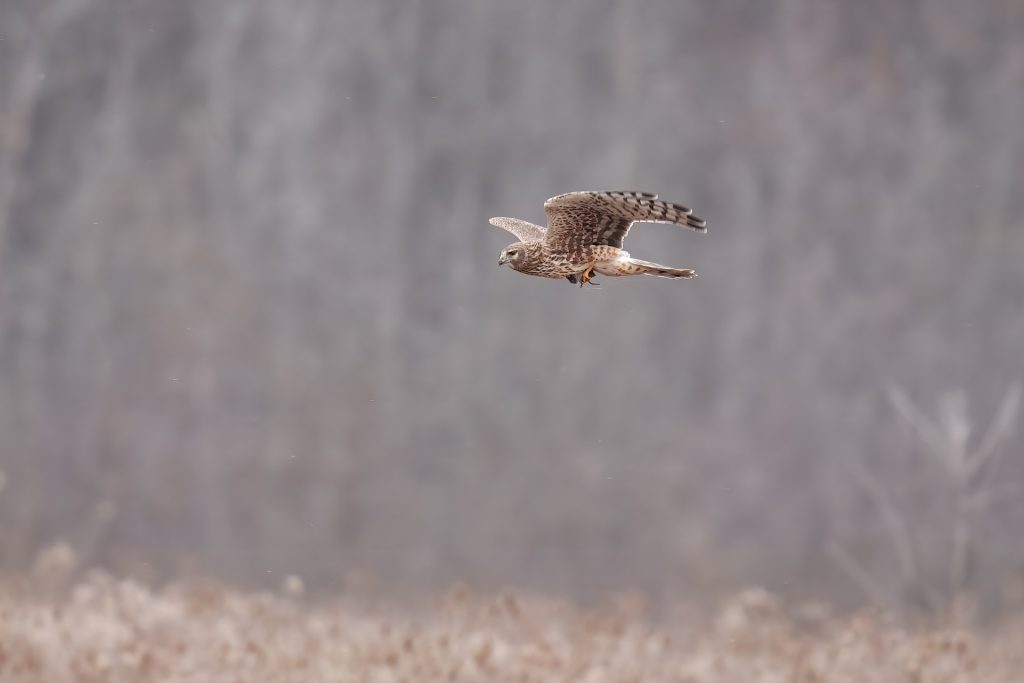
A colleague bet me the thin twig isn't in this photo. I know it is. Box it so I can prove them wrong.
[843,457,920,588]
[826,542,897,611]
[966,383,1021,483]
[887,385,951,468]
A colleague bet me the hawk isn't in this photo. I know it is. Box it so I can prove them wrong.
[492,190,706,286]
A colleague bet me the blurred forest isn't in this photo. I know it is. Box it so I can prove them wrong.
[1,0,1023,610]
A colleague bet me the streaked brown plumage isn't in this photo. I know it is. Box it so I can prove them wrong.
[492,191,706,286]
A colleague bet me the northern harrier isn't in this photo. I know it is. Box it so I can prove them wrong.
[492,190,706,286]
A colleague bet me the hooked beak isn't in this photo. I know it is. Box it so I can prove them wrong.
[498,252,507,266]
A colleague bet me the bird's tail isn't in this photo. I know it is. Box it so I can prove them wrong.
[619,258,696,279]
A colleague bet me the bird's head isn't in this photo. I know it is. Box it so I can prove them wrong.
[498,242,535,272]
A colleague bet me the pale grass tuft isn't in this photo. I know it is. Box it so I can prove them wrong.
[282,574,305,598]
[29,543,78,595]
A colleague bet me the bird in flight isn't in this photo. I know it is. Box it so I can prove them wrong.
[492,190,706,286]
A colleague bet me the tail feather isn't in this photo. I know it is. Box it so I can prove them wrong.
[622,258,696,279]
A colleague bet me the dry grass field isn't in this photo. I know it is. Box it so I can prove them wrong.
[2,565,1022,683]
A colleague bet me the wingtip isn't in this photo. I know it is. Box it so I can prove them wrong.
[489,216,516,229]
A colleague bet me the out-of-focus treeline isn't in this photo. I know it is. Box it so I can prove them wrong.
[1,0,1023,610]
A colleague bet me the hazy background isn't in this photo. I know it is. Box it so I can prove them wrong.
[1,0,1023,612]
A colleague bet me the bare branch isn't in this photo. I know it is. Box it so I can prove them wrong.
[965,483,1024,511]
[966,383,1021,482]
[939,391,971,474]
[827,542,897,610]
[842,457,920,588]
[887,385,952,468]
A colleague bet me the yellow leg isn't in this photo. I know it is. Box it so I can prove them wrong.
[578,265,596,287]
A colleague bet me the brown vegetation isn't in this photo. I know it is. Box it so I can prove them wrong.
[1,573,1022,683]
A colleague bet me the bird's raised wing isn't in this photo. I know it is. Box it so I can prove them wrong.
[489,217,546,242]
[543,190,706,251]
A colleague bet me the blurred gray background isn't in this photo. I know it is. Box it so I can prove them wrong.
[2,0,1023,609]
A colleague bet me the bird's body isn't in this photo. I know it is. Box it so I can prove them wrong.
[493,191,705,286]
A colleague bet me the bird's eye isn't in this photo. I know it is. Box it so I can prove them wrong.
[508,250,518,257]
